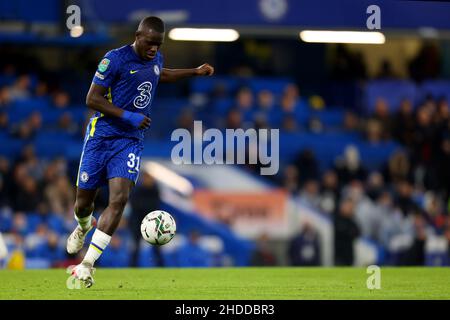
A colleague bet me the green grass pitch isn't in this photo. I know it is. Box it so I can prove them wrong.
[0,267,449,300]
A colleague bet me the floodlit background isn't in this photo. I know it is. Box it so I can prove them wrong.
[1,0,450,269]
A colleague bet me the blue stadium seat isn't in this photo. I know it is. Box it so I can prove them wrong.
[247,77,294,96]
[0,74,16,87]
[419,80,450,103]
[45,214,66,235]
[190,76,241,94]
[0,137,25,160]
[137,245,158,267]
[0,209,12,232]
[366,80,417,114]
[7,98,51,124]
[310,109,345,127]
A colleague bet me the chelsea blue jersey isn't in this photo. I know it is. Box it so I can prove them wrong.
[90,44,163,141]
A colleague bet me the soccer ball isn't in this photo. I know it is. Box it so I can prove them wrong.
[140,210,176,245]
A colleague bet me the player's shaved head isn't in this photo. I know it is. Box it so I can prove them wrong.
[134,16,165,61]
[137,16,165,33]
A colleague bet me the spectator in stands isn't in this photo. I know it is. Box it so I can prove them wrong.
[383,151,413,185]
[225,109,244,130]
[0,176,9,208]
[28,111,43,133]
[44,175,74,215]
[445,224,450,266]
[435,97,450,130]
[280,83,301,115]
[342,111,361,133]
[402,213,428,266]
[10,112,42,140]
[318,170,340,215]
[58,112,79,135]
[308,117,324,133]
[26,227,66,266]
[376,59,397,79]
[422,191,447,231]
[234,87,254,122]
[280,114,299,133]
[11,212,29,236]
[253,113,270,130]
[409,42,441,82]
[436,136,450,199]
[16,144,46,181]
[177,109,195,134]
[346,179,382,240]
[288,222,321,266]
[177,230,213,267]
[10,121,30,140]
[0,87,11,107]
[299,179,321,210]
[280,165,299,194]
[256,89,275,111]
[413,106,438,169]
[34,80,49,98]
[52,90,70,109]
[7,75,31,101]
[334,145,367,186]
[394,180,418,216]
[334,197,360,266]
[129,172,161,267]
[365,118,384,144]
[0,112,8,130]
[25,223,48,257]
[377,191,404,248]
[14,175,41,212]
[250,233,277,266]
[366,171,385,201]
[292,149,319,185]
[394,98,415,148]
[44,231,66,266]
[255,90,277,127]
[330,44,353,81]
[372,98,393,140]
[0,157,11,206]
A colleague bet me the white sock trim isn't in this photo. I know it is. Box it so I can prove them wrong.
[83,229,111,266]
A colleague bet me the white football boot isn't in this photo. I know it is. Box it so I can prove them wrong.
[71,262,96,288]
[66,217,97,255]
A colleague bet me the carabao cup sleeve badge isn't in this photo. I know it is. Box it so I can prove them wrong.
[98,58,110,72]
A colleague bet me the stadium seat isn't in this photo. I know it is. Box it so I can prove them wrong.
[365,80,417,114]
[418,80,450,103]
[247,77,294,96]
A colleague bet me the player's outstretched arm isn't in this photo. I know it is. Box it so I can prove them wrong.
[86,83,151,129]
[160,63,214,83]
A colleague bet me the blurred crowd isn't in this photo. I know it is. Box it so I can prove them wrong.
[276,93,450,266]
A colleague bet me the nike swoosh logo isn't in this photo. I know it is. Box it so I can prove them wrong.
[130,70,139,74]
[128,170,137,174]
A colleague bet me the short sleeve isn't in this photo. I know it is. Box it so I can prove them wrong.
[92,50,119,88]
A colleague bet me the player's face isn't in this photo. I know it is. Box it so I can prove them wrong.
[135,29,164,61]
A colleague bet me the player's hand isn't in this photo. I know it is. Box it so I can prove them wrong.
[122,110,151,129]
[138,115,151,129]
[195,63,214,76]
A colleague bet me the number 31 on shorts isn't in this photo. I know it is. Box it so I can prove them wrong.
[127,153,140,172]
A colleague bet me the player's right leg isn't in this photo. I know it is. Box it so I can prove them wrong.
[67,134,106,255]
[66,188,99,254]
